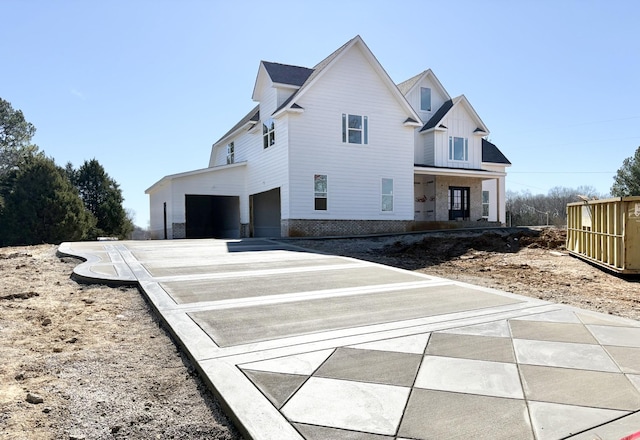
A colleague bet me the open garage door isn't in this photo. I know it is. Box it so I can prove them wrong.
[185,195,240,239]
[250,188,281,237]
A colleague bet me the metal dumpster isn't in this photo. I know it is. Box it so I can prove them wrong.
[566,196,640,274]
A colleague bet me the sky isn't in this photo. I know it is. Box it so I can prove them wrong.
[2,0,639,227]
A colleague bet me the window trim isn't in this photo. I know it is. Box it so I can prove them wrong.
[482,190,490,218]
[448,136,469,161]
[381,178,393,212]
[314,174,328,211]
[226,141,235,164]
[420,87,431,111]
[342,113,368,145]
[263,118,275,149]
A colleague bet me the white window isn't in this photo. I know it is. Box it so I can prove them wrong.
[381,178,393,212]
[263,118,275,149]
[449,136,468,161]
[482,190,490,218]
[226,142,234,164]
[314,174,327,210]
[342,114,368,144]
[420,87,431,111]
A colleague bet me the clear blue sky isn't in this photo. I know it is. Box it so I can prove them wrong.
[2,0,639,227]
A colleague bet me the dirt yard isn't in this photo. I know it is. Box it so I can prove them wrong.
[0,246,241,440]
[294,227,640,321]
[1,227,638,439]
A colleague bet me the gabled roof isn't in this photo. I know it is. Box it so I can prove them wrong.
[419,95,488,134]
[482,139,511,165]
[272,35,421,125]
[396,69,451,101]
[421,99,453,131]
[213,105,259,146]
[262,62,313,87]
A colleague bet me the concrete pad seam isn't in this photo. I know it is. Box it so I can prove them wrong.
[199,358,304,440]
[160,280,457,313]
[149,262,372,283]
[564,409,640,439]
[198,304,562,364]
[114,244,154,280]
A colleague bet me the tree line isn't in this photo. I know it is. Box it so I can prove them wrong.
[0,98,133,246]
[506,146,640,227]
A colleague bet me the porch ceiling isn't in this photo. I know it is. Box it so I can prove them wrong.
[414,165,505,180]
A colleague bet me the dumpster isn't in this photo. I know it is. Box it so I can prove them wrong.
[566,196,640,274]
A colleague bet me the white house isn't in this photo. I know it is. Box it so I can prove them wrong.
[146,36,510,239]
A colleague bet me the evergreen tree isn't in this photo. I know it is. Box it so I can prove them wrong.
[69,159,133,239]
[0,98,38,178]
[0,156,95,245]
[611,146,640,197]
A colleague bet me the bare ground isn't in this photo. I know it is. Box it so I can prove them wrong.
[1,227,639,439]
[293,227,640,321]
[0,245,242,440]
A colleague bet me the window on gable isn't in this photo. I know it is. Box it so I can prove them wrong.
[381,178,393,212]
[342,114,368,144]
[263,118,275,149]
[449,136,468,161]
[420,87,431,111]
[226,142,234,164]
[314,174,327,211]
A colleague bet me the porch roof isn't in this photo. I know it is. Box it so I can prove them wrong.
[414,164,506,179]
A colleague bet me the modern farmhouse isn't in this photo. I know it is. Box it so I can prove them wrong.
[146,35,511,239]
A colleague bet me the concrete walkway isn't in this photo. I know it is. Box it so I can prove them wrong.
[58,238,640,440]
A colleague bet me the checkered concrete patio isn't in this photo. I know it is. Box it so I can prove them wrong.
[58,238,640,440]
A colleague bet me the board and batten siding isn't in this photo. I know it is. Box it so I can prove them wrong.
[286,45,415,221]
[421,133,435,166]
[438,104,483,169]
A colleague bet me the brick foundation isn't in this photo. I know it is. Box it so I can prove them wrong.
[172,223,186,239]
[282,219,413,237]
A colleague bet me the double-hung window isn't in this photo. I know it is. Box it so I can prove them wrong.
[342,114,368,144]
[381,178,393,212]
[263,118,275,149]
[314,174,327,211]
[482,190,490,218]
[226,142,234,164]
[420,87,431,111]
[449,136,468,161]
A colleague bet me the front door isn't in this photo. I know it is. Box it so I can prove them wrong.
[449,186,470,220]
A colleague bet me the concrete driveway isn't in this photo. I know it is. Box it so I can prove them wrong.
[58,238,640,440]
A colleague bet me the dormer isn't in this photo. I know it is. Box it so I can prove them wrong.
[252,61,314,116]
[397,69,450,122]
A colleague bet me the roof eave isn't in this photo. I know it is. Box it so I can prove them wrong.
[214,121,256,148]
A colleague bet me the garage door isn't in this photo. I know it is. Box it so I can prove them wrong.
[185,195,240,239]
[250,188,281,237]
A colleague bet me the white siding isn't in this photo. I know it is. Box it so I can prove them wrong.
[482,163,508,223]
[277,87,296,107]
[438,104,483,169]
[421,132,435,166]
[148,182,172,239]
[286,45,414,221]
[404,75,448,126]
[170,166,248,223]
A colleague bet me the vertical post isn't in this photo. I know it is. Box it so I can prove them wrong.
[163,202,168,240]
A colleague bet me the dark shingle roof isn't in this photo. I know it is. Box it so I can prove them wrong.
[482,139,511,165]
[214,105,260,145]
[262,62,314,87]
[420,100,453,132]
